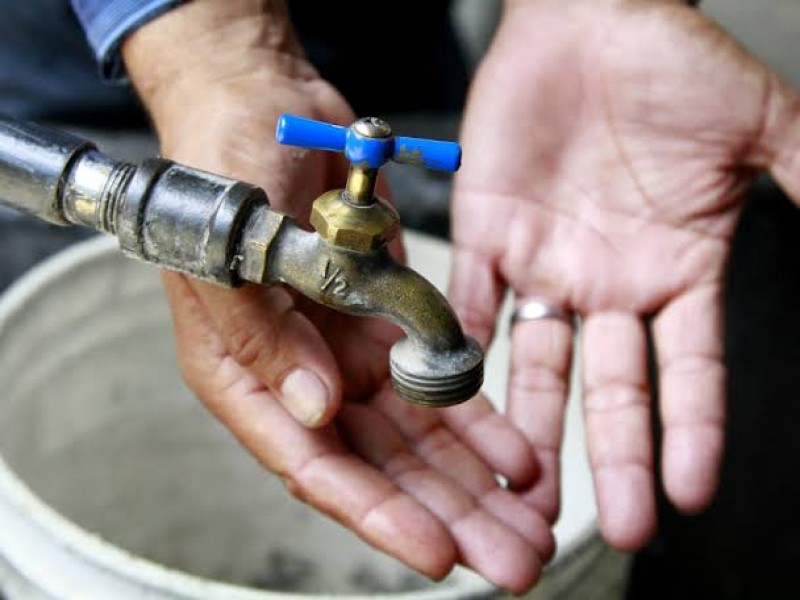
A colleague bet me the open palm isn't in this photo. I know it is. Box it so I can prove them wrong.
[450,0,800,550]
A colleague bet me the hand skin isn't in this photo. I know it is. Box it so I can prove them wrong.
[450,0,800,552]
[122,0,554,593]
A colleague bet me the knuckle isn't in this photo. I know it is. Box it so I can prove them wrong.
[226,326,274,372]
[171,343,212,398]
[281,457,324,507]
[220,288,299,380]
[417,426,459,460]
[177,360,203,395]
[282,472,309,503]
[584,383,649,415]
[510,363,568,396]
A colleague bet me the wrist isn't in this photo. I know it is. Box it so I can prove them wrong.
[122,0,310,124]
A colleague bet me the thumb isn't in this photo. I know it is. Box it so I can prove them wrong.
[163,272,343,428]
[755,73,800,204]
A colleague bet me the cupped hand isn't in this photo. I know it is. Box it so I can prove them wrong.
[122,1,554,591]
[450,0,800,550]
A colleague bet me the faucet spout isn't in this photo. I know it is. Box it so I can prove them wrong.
[237,208,484,406]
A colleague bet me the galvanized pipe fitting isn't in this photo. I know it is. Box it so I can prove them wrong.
[113,159,266,286]
[0,116,268,287]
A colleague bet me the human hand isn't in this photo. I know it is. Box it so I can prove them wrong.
[450,0,800,550]
[122,0,554,591]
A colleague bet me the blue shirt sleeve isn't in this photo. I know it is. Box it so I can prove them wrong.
[70,0,183,81]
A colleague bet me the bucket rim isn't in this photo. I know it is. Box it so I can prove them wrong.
[0,235,499,600]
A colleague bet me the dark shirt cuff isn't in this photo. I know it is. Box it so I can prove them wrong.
[70,0,183,82]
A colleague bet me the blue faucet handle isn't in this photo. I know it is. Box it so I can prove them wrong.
[392,136,461,172]
[276,114,461,173]
[275,115,347,153]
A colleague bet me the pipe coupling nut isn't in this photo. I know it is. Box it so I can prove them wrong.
[310,190,399,252]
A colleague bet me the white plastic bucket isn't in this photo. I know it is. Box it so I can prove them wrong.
[0,232,602,599]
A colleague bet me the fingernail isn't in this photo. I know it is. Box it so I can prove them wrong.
[281,369,329,427]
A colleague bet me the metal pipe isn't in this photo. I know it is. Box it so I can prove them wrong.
[0,118,93,224]
[0,115,267,286]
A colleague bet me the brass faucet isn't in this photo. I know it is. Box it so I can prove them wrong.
[0,114,483,406]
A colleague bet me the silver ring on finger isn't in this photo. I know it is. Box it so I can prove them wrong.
[510,298,576,328]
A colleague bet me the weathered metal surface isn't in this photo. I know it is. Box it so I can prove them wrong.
[310,190,400,251]
[0,114,484,406]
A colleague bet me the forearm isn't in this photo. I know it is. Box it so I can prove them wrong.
[122,0,308,124]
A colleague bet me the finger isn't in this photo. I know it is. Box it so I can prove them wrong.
[377,388,537,490]
[506,308,575,524]
[374,391,554,563]
[161,272,457,579]
[653,283,725,513]
[582,312,656,551]
[441,394,539,488]
[341,402,544,594]
[446,245,541,484]
[447,244,504,348]
[184,277,342,428]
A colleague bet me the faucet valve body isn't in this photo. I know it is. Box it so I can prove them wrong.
[277,115,483,406]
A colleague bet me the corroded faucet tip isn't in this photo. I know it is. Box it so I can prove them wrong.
[390,337,484,407]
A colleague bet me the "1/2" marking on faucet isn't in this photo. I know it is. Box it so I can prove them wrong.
[321,260,348,296]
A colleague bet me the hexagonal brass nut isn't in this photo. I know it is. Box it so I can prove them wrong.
[310,190,400,252]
